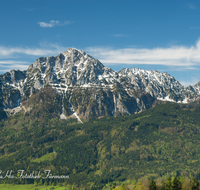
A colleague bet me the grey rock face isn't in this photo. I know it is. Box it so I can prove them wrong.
[192,82,200,93]
[0,48,199,119]
[1,86,21,108]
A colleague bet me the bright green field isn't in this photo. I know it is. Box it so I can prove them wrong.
[0,184,69,190]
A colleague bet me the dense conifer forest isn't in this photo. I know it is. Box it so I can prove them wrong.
[1,87,200,189]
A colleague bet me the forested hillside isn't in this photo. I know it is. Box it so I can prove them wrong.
[0,88,200,189]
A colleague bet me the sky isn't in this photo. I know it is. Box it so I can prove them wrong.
[0,0,200,86]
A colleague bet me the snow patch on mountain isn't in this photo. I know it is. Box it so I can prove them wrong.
[0,48,200,120]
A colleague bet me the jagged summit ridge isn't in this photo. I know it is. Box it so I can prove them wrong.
[0,48,199,120]
[118,68,185,99]
[26,48,104,88]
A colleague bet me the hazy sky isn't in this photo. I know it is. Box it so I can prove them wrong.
[0,0,200,86]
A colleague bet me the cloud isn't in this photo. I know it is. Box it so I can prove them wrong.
[188,3,196,9]
[0,60,29,64]
[158,66,199,72]
[38,20,71,28]
[2,39,200,74]
[0,60,30,73]
[0,43,68,57]
[0,43,68,73]
[189,26,200,30]
[86,39,200,68]
[38,20,59,27]
[180,78,200,87]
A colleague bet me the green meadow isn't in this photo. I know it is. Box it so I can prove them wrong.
[0,184,69,190]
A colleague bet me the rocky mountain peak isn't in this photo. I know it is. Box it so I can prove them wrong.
[1,48,200,120]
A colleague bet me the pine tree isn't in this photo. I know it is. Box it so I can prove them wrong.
[172,176,181,190]
[191,177,199,190]
[165,177,172,190]
[149,179,156,190]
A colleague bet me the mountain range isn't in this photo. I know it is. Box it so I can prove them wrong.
[1,48,200,188]
[1,48,200,120]
[0,90,200,188]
